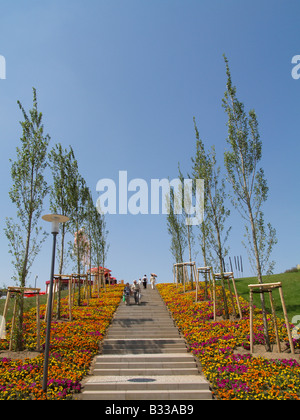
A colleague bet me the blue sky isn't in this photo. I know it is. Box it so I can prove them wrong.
[0,0,299,289]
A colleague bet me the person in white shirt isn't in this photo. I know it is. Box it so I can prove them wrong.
[150,275,156,289]
[131,280,141,304]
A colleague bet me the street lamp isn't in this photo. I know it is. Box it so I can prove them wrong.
[42,214,69,393]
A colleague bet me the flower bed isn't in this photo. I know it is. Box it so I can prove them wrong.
[0,285,123,400]
[157,283,300,400]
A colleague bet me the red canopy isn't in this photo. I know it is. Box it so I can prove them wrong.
[24,291,46,298]
[89,266,111,273]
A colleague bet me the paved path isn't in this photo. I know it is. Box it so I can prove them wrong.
[82,286,212,400]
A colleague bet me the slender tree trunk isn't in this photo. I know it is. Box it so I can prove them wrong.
[16,216,32,351]
[56,225,66,319]
[208,190,230,319]
[202,231,209,300]
[248,205,271,351]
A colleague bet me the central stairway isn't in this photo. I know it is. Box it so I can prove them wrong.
[81,286,212,400]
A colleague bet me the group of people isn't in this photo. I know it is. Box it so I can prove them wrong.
[123,274,157,305]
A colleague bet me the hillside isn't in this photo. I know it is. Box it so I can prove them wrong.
[234,271,300,322]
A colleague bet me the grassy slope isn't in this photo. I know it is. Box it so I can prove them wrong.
[234,271,300,322]
[0,291,69,322]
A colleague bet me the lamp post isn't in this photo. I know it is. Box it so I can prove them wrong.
[42,214,69,393]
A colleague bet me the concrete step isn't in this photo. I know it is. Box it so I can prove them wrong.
[95,354,195,363]
[108,327,175,332]
[106,334,180,339]
[102,338,186,352]
[84,375,209,392]
[108,324,174,329]
[81,287,213,400]
[94,362,196,369]
[82,389,212,400]
[102,348,188,355]
[115,312,170,317]
[93,368,199,376]
[102,340,185,348]
[102,343,186,349]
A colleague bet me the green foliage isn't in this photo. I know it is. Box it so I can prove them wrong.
[48,143,78,274]
[166,187,187,271]
[191,119,231,318]
[4,88,50,350]
[222,55,277,350]
[222,55,277,278]
[5,88,50,286]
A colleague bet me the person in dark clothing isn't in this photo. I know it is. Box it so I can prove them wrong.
[123,283,131,306]
[142,274,148,289]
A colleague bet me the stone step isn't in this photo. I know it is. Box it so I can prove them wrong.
[84,375,209,392]
[115,312,170,317]
[93,368,199,376]
[81,389,212,400]
[102,343,186,350]
[103,337,185,348]
[109,327,175,331]
[107,333,179,337]
[108,324,174,329]
[103,347,187,355]
[102,347,188,355]
[81,287,212,400]
[94,362,196,369]
[95,354,194,363]
[106,334,180,339]
[111,320,173,323]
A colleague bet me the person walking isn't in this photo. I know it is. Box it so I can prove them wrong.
[131,280,141,305]
[142,274,148,289]
[123,283,131,306]
[150,274,156,289]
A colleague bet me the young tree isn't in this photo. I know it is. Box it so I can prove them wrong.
[4,88,50,350]
[90,201,109,292]
[48,144,78,317]
[192,120,231,318]
[222,55,277,349]
[71,175,90,305]
[166,187,187,282]
[178,166,197,287]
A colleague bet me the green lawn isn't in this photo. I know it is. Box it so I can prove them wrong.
[0,290,69,322]
[234,271,300,323]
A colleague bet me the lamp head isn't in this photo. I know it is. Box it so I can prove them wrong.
[42,214,69,234]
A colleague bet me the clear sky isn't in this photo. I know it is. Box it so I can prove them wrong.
[0,0,299,290]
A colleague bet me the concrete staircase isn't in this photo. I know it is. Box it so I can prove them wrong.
[81,287,212,400]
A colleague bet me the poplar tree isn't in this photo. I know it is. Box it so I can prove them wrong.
[49,144,78,275]
[166,187,187,282]
[71,175,90,305]
[222,55,277,350]
[192,119,231,318]
[5,88,49,350]
[48,144,78,317]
